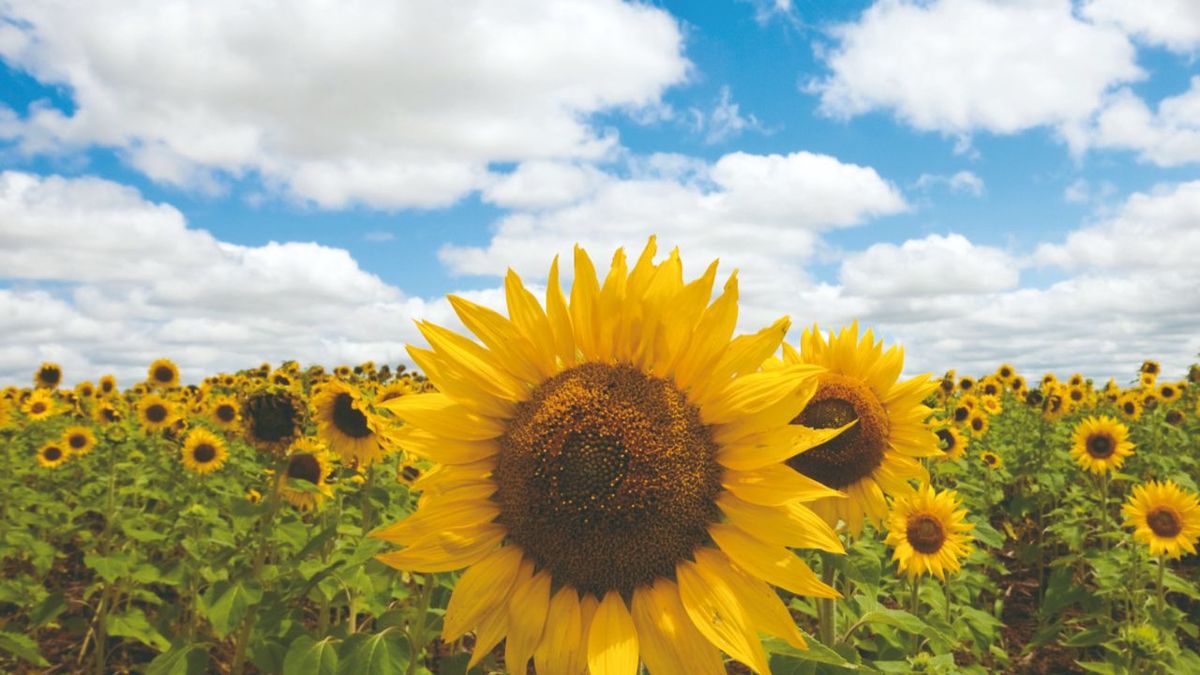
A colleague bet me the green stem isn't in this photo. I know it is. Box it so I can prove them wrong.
[1156,554,1166,616]
[943,574,952,624]
[909,576,922,655]
[817,554,837,646]
[93,431,120,675]
[406,574,436,675]
[361,463,376,534]
[230,466,285,675]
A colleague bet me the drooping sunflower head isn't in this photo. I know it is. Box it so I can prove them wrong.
[1024,389,1045,408]
[34,362,62,389]
[147,358,180,388]
[22,389,57,421]
[136,394,177,432]
[280,437,334,511]
[980,450,1003,471]
[1122,480,1200,559]
[781,322,939,537]
[180,427,229,475]
[1165,409,1185,427]
[37,441,69,468]
[98,375,117,396]
[885,485,974,580]
[373,239,849,675]
[934,426,967,461]
[1141,360,1161,377]
[1069,415,1134,475]
[63,425,97,456]
[312,379,385,467]
[241,387,305,456]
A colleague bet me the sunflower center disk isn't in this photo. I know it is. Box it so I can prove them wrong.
[494,363,721,597]
[146,404,167,423]
[44,447,62,461]
[907,514,945,554]
[1146,508,1182,538]
[288,453,322,484]
[247,395,297,441]
[216,405,236,422]
[332,393,372,438]
[69,435,87,450]
[193,443,217,463]
[1086,434,1114,459]
[154,366,174,383]
[935,429,956,453]
[787,374,889,490]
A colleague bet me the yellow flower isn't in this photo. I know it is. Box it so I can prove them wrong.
[1122,480,1200,559]
[1117,394,1143,421]
[279,437,334,511]
[180,427,229,474]
[374,239,845,675]
[996,363,1016,382]
[23,389,58,421]
[136,394,177,432]
[980,451,1003,471]
[34,362,62,389]
[241,387,305,456]
[62,425,97,456]
[965,409,989,437]
[1158,382,1181,403]
[782,322,939,538]
[147,358,180,388]
[37,441,69,469]
[980,395,1002,416]
[934,426,967,461]
[312,379,387,466]
[1069,415,1134,475]
[208,395,241,431]
[98,374,118,397]
[885,485,974,580]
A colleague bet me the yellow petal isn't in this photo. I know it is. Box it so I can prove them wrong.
[506,564,552,675]
[374,524,504,573]
[722,464,844,506]
[711,375,819,444]
[379,393,506,441]
[570,245,601,361]
[655,260,720,377]
[407,346,516,419]
[371,497,498,545]
[716,422,853,472]
[534,586,583,675]
[448,294,546,386]
[587,590,639,675]
[717,492,844,553]
[697,547,807,651]
[467,601,508,670]
[382,428,498,465]
[505,269,559,376]
[631,580,725,675]
[676,552,769,675]
[546,255,577,367]
[709,522,839,598]
[573,594,600,675]
[672,269,737,392]
[690,316,790,404]
[701,364,820,425]
[442,546,525,641]
[416,321,528,400]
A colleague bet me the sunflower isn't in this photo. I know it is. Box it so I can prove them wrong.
[965,410,989,437]
[958,376,975,393]
[1041,373,1057,388]
[1158,382,1181,403]
[37,441,69,469]
[374,240,847,674]
[312,379,386,466]
[241,388,305,456]
[1140,372,1157,389]
[63,425,97,456]
[75,381,95,399]
[934,426,967,461]
[951,398,974,425]
[137,394,177,432]
[1010,375,1026,394]
[1122,480,1200,559]
[1141,360,1161,377]
[96,375,117,397]
[980,451,1003,471]
[94,401,122,425]
[34,362,62,389]
[1069,416,1134,475]
[0,398,10,427]
[147,358,180,388]
[978,377,1002,398]
[22,389,57,421]
[996,364,1015,382]
[781,323,939,538]
[1165,409,1185,427]
[180,427,228,474]
[980,395,1002,416]
[885,485,973,580]
[279,437,334,511]
[376,379,416,404]
[1069,373,1085,388]
[209,395,241,431]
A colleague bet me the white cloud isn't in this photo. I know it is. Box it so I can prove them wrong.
[812,0,1141,141]
[914,170,984,196]
[0,0,688,208]
[690,86,767,145]
[1085,78,1200,167]
[840,233,1018,297]
[1082,0,1200,52]
[482,161,609,210]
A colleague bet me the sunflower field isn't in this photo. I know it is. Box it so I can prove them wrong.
[2,241,1199,675]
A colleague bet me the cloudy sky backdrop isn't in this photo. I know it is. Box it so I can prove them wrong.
[2,0,1199,386]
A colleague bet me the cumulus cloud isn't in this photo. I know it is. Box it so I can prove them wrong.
[812,0,1141,142]
[840,234,1018,297]
[0,0,688,208]
[1082,0,1200,52]
[914,171,984,196]
[1085,79,1200,167]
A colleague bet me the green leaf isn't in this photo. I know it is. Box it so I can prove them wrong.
[1063,626,1109,647]
[971,520,1005,549]
[146,644,209,675]
[85,552,132,583]
[0,631,49,667]
[338,631,409,675]
[763,635,860,671]
[108,608,171,652]
[1076,661,1121,674]
[202,581,264,638]
[285,636,340,675]
[28,592,67,629]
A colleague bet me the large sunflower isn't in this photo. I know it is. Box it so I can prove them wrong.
[180,427,229,474]
[147,358,180,388]
[885,485,973,580]
[137,394,177,432]
[279,437,334,511]
[312,379,386,466]
[23,389,58,421]
[1122,480,1200,559]
[375,240,846,674]
[780,323,939,537]
[37,441,69,469]
[63,425,97,456]
[1069,415,1135,475]
[241,387,305,456]
[34,362,62,389]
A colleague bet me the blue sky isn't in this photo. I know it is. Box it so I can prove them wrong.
[2,0,1199,385]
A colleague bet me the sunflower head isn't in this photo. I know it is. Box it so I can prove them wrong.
[280,437,334,511]
[63,425,97,456]
[37,441,69,469]
[1069,415,1135,475]
[958,376,975,392]
[965,410,989,437]
[1122,480,1200,559]
[1158,382,1180,402]
[209,395,241,430]
[137,394,177,432]
[181,427,229,475]
[98,375,117,396]
[1140,372,1158,388]
[22,389,58,421]
[980,451,1003,471]
[934,426,967,461]
[1024,389,1045,407]
[885,485,974,580]
[372,239,848,674]
[147,358,180,388]
[94,401,122,425]
[1165,409,1185,427]
[996,364,1015,381]
[312,379,385,466]
[1141,360,1161,377]
[34,362,62,389]
[241,387,305,456]
[75,381,96,399]
[1117,394,1142,420]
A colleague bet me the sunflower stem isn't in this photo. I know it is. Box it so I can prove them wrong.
[943,574,952,624]
[361,462,376,533]
[230,462,285,675]
[1156,554,1166,616]
[406,573,436,675]
[818,554,838,646]
[909,576,922,655]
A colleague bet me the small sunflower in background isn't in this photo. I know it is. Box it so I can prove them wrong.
[63,425,96,457]
[241,387,305,456]
[1140,360,1161,377]
[980,395,1002,416]
[94,400,122,425]
[1010,375,1026,394]
[1122,480,1200,558]
[935,426,967,461]
[137,394,177,432]
[376,379,416,405]
[209,395,240,431]
[1070,415,1134,475]
[1041,373,1057,388]
[0,398,10,427]
[996,363,1015,382]
[1117,394,1143,421]
[22,389,57,421]
[886,485,974,580]
[1140,372,1157,389]
[147,358,180,388]
[1165,409,1185,427]
[98,374,118,397]
[312,379,386,466]
[1068,373,1085,388]
[965,409,989,437]
[1158,382,1181,403]
[279,437,334,511]
[980,451,1003,471]
[180,427,228,475]
[75,381,95,399]
[34,362,62,389]
[958,376,976,393]
[37,441,70,469]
